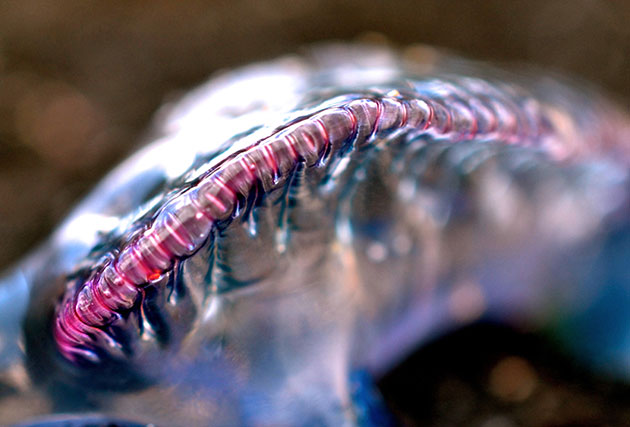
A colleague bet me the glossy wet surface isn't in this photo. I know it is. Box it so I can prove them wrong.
[1,3,623,425]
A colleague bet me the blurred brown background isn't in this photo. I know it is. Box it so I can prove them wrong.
[1,1,630,425]
[1,0,629,269]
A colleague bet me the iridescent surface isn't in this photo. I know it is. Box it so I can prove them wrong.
[1,44,630,426]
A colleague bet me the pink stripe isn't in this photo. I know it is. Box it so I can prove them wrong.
[262,144,279,176]
[314,118,330,148]
[283,135,299,160]
[147,231,172,260]
[400,101,409,127]
[162,212,192,250]
[92,277,120,312]
[114,259,136,287]
[239,157,257,181]
[214,176,236,197]
[345,108,358,137]
[131,245,155,278]
[371,99,383,136]
[54,91,558,362]
[189,192,214,221]
[204,192,227,212]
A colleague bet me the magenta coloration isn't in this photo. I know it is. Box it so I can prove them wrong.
[4,44,630,426]
[53,83,611,363]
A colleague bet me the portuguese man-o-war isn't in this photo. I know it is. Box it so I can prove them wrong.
[1,43,630,425]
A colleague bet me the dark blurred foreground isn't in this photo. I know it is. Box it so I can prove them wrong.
[1,1,630,425]
[379,323,630,426]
